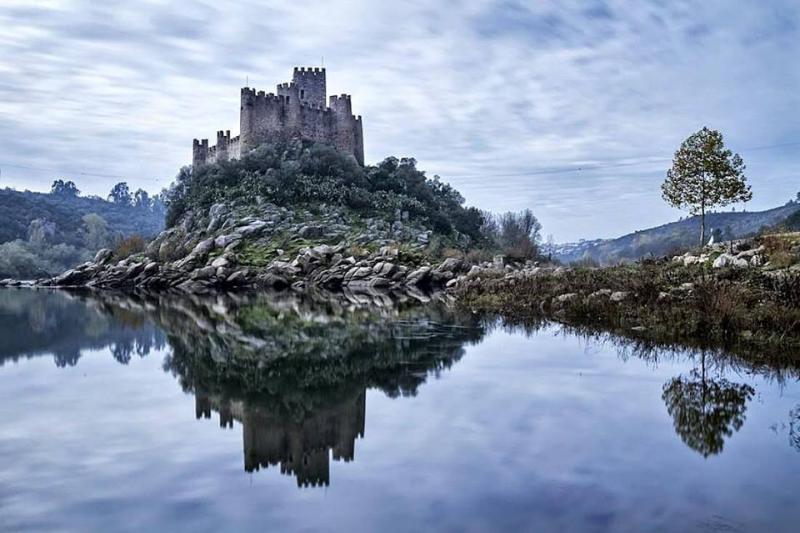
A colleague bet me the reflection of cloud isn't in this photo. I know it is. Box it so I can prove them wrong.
[0,1,798,240]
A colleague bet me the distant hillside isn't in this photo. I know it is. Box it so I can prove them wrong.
[0,188,163,247]
[0,187,164,279]
[555,203,800,264]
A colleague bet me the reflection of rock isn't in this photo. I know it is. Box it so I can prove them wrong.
[662,372,754,457]
[136,289,485,487]
[196,389,365,487]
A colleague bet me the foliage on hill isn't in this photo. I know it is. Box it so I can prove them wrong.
[775,204,800,232]
[556,203,800,265]
[166,141,485,243]
[0,185,165,279]
[0,187,164,247]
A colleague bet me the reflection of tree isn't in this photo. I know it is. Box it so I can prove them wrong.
[788,406,800,452]
[112,341,134,365]
[662,356,754,457]
[53,348,81,368]
[0,290,165,367]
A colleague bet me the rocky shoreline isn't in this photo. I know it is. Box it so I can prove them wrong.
[2,242,477,294]
[2,198,798,336]
[0,198,555,294]
[0,200,467,293]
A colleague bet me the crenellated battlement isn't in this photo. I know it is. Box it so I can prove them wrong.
[193,67,364,168]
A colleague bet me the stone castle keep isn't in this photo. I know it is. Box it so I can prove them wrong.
[192,67,364,168]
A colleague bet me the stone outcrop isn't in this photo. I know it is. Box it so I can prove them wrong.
[29,200,471,294]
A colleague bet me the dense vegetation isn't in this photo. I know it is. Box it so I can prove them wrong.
[0,184,165,279]
[167,141,485,241]
[166,140,546,260]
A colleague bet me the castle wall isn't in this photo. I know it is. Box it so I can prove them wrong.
[193,68,364,169]
[193,130,240,168]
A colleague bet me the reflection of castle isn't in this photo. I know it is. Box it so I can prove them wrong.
[195,389,366,487]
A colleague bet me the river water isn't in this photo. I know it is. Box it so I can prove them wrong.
[1,288,799,532]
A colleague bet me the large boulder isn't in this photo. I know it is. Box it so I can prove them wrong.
[298,225,325,239]
[405,266,432,286]
[93,248,113,265]
[372,261,397,277]
[214,234,239,248]
[610,291,628,302]
[555,293,578,304]
[435,258,463,273]
[267,260,299,277]
[713,253,750,269]
[51,268,91,287]
[191,238,215,257]
[344,266,373,282]
[206,203,228,232]
[237,220,268,237]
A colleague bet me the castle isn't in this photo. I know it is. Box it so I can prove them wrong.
[192,67,364,168]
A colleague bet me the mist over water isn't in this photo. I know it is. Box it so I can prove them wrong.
[1,288,799,532]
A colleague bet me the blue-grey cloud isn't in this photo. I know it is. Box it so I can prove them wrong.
[0,0,798,241]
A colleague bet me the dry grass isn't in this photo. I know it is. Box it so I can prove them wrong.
[114,234,147,259]
[456,261,800,354]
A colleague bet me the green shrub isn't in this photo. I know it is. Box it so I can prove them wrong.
[165,141,485,243]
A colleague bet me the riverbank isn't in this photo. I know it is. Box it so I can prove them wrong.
[453,234,800,353]
[4,208,799,357]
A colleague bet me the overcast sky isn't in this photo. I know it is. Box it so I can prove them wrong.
[0,0,798,241]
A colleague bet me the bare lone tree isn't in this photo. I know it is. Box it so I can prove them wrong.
[662,127,752,246]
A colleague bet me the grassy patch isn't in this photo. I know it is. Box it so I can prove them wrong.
[456,261,800,354]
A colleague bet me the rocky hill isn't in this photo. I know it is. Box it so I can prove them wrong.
[26,141,492,293]
[555,203,800,264]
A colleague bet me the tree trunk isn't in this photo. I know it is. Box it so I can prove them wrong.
[699,204,706,248]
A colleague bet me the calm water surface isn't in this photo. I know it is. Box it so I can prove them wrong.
[1,288,799,532]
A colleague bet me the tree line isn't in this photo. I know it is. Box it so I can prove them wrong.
[50,179,168,215]
[0,180,165,279]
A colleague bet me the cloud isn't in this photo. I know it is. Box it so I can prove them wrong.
[0,0,797,241]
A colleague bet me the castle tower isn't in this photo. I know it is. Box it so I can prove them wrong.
[192,138,209,169]
[215,130,231,162]
[292,67,326,108]
[239,87,257,154]
[329,94,364,165]
[277,82,302,135]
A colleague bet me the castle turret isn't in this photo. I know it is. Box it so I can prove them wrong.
[329,94,364,165]
[292,67,326,108]
[240,87,257,154]
[277,82,302,135]
[192,138,209,169]
[215,130,231,162]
